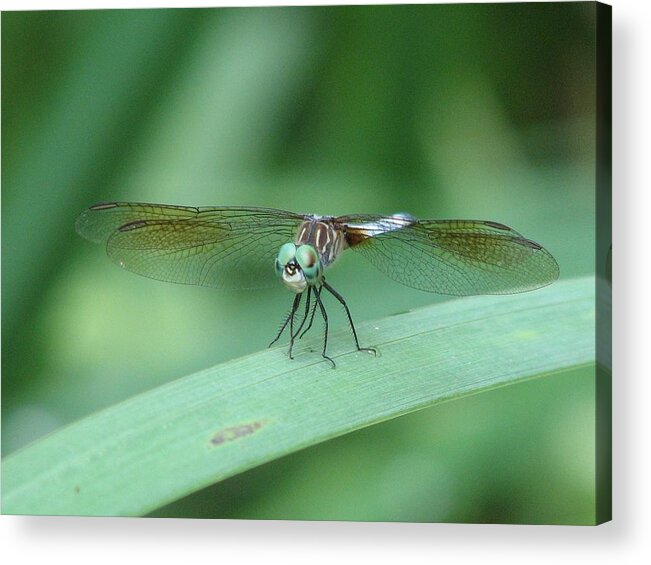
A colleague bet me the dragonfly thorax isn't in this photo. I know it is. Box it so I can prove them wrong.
[295,218,345,268]
[275,242,323,293]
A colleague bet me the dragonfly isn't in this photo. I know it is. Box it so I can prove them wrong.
[76,202,559,366]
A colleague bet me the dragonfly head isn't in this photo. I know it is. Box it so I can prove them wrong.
[275,243,323,293]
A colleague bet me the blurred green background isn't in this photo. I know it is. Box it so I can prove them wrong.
[2,3,597,523]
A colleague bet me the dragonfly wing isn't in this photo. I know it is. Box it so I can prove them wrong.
[77,203,305,289]
[338,216,559,296]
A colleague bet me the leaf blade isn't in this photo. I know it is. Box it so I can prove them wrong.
[2,276,595,516]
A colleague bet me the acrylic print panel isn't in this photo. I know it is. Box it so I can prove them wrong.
[1,2,611,524]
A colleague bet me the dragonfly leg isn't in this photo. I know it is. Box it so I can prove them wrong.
[313,286,336,368]
[298,289,319,340]
[287,292,303,359]
[289,288,314,358]
[322,280,377,356]
[269,292,301,349]
[291,287,312,341]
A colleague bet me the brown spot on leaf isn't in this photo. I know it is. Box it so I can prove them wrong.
[74,486,81,494]
[210,420,268,446]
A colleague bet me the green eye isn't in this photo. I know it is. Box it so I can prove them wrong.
[276,243,297,277]
[296,245,322,283]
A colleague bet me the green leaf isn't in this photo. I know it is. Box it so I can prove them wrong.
[2,276,595,517]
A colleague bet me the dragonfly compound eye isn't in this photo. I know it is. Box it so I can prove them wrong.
[275,242,307,293]
[295,245,322,284]
[275,242,297,278]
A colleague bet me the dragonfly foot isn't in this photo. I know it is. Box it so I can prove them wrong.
[322,354,336,369]
[358,346,378,357]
